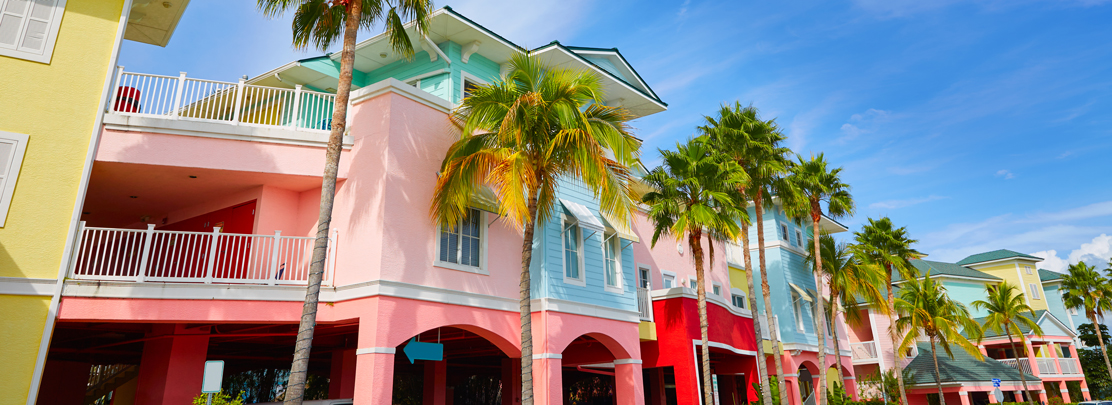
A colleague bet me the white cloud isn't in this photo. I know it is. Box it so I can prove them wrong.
[837,108,890,143]
[995,169,1015,179]
[869,195,948,210]
[1031,234,1112,273]
[1030,249,1070,273]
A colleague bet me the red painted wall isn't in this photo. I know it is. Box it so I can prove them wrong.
[161,200,256,234]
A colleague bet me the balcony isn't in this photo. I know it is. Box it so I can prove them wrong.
[852,341,879,362]
[104,69,349,146]
[996,357,1082,376]
[68,223,334,286]
[637,287,653,321]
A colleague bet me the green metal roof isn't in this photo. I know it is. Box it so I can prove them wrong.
[1039,269,1064,282]
[956,249,1042,265]
[894,260,1002,283]
[904,343,1039,386]
[967,310,1047,339]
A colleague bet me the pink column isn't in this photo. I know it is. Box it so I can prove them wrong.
[352,351,396,404]
[330,349,357,399]
[959,392,971,405]
[533,356,563,405]
[134,324,211,405]
[783,376,800,405]
[1059,381,1071,403]
[502,358,522,405]
[1025,342,1040,377]
[424,360,448,405]
[615,360,645,405]
[1048,342,1064,374]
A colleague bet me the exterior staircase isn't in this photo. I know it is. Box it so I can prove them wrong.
[85,364,138,405]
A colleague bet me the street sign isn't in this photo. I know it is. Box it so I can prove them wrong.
[202,360,224,393]
[993,388,1004,403]
[403,338,444,364]
[992,378,1001,387]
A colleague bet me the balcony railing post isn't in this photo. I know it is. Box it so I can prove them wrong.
[135,224,156,282]
[170,72,187,118]
[232,78,246,125]
[204,227,221,284]
[268,230,281,285]
[291,84,302,129]
[107,66,125,113]
[67,221,87,278]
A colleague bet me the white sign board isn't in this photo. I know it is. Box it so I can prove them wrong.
[993,388,1004,403]
[201,360,224,393]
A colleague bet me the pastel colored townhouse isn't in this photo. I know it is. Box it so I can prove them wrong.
[845,250,1092,405]
[0,0,190,404]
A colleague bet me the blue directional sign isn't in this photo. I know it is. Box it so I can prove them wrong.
[992,378,1001,387]
[403,337,443,364]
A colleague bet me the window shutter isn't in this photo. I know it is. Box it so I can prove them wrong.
[19,0,58,52]
[0,0,63,62]
[0,0,32,47]
[0,131,29,227]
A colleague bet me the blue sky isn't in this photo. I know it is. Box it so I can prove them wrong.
[120,0,1112,271]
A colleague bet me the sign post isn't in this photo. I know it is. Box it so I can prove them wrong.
[202,360,225,405]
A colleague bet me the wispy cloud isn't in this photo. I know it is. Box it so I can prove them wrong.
[837,108,890,143]
[995,169,1015,179]
[1032,233,1112,272]
[869,195,948,210]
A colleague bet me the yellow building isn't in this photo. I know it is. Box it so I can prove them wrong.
[0,1,188,403]
[956,249,1049,311]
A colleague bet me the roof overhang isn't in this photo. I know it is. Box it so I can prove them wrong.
[124,0,191,47]
[893,274,1001,285]
[963,255,1043,268]
[531,43,667,118]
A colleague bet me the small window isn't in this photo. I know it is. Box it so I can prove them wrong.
[437,208,484,272]
[663,273,675,288]
[713,284,721,296]
[463,79,480,99]
[792,292,806,331]
[689,277,698,290]
[638,267,651,289]
[0,131,28,227]
[0,0,66,64]
[563,221,583,283]
[604,236,621,290]
[732,294,746,309]
[780,223,789,242]
[795,230,804,247]
[1025,266,1033,275]
[1029,283,1041,300]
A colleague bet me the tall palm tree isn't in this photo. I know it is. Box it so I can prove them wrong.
[894,275,984,405]
[806,235,887,387]
[853,217,922,405]
[643,137,747,405]
[971,281,1043,405]
[785,154,854,405]
[256,2,432,403]
[431,53,640,405]
[701,102,779,405]
[1061,262,1112,381]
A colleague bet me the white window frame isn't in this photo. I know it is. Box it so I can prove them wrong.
[562,216,586,286]
[459,71,489,103]
[795,230,804,247]
[661,270,676,289]
[792,291,806,332]
[1029,283,1041,300]
[602,234,623,293]
[688,276,698,290]
[780,223,790,242]
[0,0,67,64]
[0,131,29,227]
[712,282,722,297]
[1025,265,1033,275]
[638,265,652,289]
[433,208,488,274]
[731,288,746,309]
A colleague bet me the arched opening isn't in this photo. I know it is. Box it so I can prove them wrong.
[562,335,620,404]
[798,365,816,405]
[390,326,519,405]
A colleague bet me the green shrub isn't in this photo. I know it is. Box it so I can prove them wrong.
[192,391,244,405]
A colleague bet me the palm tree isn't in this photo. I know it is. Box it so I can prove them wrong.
[256,1,432,403]
[1061,262,1112,381]
[642,137,747,405]
[785,154,854,405]
[971,281,1043,405]
[701,102,779,405]
[894,275,984,405]
[853,217,922,405]
[431,53,640,405]
[806,235,887,388]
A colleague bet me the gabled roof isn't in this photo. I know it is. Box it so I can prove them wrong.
[967,310,1077,339]
[1039,269,1064,282]
[894,260,1002,283]
[904,343,1039,386]
[957,249,1042,266]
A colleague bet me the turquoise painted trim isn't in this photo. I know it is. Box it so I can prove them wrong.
[441,6,526,52]
[299,56,369,88]
[531,41,667,107]
[580,55,628,81]
[564,45,662,101]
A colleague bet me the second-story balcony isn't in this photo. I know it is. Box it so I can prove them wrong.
[852,341,879,363]
[104,68,351,147]
[996,357,1082,376]
[68,223,335,287]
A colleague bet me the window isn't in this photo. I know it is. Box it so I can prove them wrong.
[792,292,806,331]
[0,131,29,227]
[662,273,675,288]
[689,277,698,290]
[563,221,584,284]
[462,79,479,99]
[0,0,66,64]
[1028,283,1041,300]
[603,236,621,291]
[436,208,484,272]
[780,223,789,242]
[638,267,651,289]
[1025,265,1033,275]
[732,293,746,309]
[712,283,721,296]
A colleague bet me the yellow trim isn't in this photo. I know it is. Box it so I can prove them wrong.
[639,321,657,341]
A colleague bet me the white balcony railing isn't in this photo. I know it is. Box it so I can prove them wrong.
[69,223,334,286]
[998,358,1034,375]
[997,357,1080,376]
[1035,358,1059,375]
[108,68,337,132]
[852,341,879,361]
[1058,357,1081,374]
[637,287,653,321]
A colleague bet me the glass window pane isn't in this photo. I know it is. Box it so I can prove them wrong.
[460,235,471,265]
[0,141,13,175]
[565,249,578,279]
[20,18,45,50]
[5,0,29,15]
[29,0,53,20]
[468,237,480,267]
[438,229,450,262]
[0,14,23,46]
[447,228,458,263]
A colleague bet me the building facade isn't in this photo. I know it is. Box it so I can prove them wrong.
[0,0,188,403]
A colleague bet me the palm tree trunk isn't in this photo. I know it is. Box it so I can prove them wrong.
[520,195,539,405]
[692,231,714,405]
[830,295,845,388]
[811,211,828,405]
[1006,330,1035,405]
[754,193,789,405]
[284,2,360,403]
[887,278,909,405]
[930,338,946,405]
[1091,314,1112,381]
[742,221,774,405]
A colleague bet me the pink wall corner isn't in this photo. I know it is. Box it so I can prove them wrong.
[629,210,731,292]
[534,310,640,360]
[352,296,520,356]
[157,185,263,230]
[846,309,874,343]
[256,185,301,235]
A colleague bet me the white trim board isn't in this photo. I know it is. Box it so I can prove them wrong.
[0,277,55,296]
